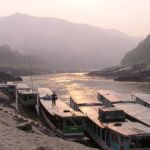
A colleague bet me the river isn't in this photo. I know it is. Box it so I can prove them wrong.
[23,73,150,102]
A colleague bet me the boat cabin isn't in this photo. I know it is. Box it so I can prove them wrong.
[18,90,38,106]
[132,93,150,108]
[39,94,85,138]
[16,83,38,107]
[98,107,126,123]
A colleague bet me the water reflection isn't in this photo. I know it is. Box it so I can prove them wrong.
[23,73,150,102]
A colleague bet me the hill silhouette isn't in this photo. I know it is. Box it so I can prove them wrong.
[0,13,142,70]
[0,45,47,68]
[122,35,150,66]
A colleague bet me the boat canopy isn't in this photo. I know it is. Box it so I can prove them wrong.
[97,90,134,104]
[6,82,16,87]
[133,93,150,105]
[16,83,30,90]
[108,122,150,137]
[114,103,150,127]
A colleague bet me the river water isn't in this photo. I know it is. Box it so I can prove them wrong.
[23,73,150,102]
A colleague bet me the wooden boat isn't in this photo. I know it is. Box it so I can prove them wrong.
[16,82,38,107]
[38,88,86,138]
[132,93,150,108]
[97,90,150,127]
[70,90,150,150]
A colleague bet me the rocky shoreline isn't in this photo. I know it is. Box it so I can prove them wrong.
[0,71,22,83]
[88,64,150,82]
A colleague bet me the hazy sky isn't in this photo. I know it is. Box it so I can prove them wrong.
[0,0,150,36]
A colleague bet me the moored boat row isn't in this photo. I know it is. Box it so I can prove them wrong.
[97,90,150,127]
[1,80,150,149]
[70,90,150,150]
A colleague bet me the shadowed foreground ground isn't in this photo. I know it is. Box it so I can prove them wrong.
[0,107,97,150]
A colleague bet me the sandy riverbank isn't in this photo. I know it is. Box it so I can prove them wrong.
[0,104,98,150]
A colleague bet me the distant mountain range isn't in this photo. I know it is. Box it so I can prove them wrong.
[122,35,150,66]
[0,45,47,68]
[0,13,142,70]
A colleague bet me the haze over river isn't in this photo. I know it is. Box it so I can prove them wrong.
[23,73,150,102]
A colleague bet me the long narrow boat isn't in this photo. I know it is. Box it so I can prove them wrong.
[16,82,38,107]
[97,90,150,127]
[38,88,86,139]
[70,90,150,150]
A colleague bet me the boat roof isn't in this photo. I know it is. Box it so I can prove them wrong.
[18,89,38,95]
[97,90,134,103]
[70,90,101,106]
[40,99,85,118]
[133,93,150,105]
[38,88,53,98]
[6,82,16,86]
[108,122,150,137]
[114,103,150,127]
[100,107,124,113]
[79,105,105,128]
[0,83,7,88]
[16,83,30,90]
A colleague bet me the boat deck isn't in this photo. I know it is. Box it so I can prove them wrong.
[18,89,38,94]
[108,121,150,137]
[97,90,134,103]
[38,88,53,98]
[40,99,85,118]
[79,105,105,128]
[6,82,16,87]
[0,83,8,89]
[70,90,101,106]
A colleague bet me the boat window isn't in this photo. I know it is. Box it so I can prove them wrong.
[130,137,150,148]
[66,118,82,127]
[111,132,119,144]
